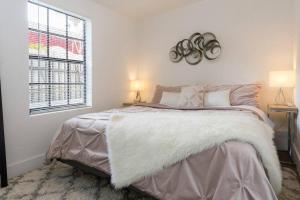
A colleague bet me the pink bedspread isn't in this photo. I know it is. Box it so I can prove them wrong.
[46,105,278,200]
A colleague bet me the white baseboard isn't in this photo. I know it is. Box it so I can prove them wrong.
[7,153,45,178]
[292,142,300,175]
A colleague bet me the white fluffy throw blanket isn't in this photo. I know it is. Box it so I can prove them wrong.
[106,111,281,193]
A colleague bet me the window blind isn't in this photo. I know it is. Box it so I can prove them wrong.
[28,1,87,114]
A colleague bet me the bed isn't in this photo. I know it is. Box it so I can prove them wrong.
[46,103,281,200]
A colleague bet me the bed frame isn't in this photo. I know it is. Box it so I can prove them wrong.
[58,159,158,199]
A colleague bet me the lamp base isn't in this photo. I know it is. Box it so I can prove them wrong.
[274,88,287,105]
[134,91,142,103]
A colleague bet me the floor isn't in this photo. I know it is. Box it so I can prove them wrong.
[0,160,299,200]
[277,151,295,164]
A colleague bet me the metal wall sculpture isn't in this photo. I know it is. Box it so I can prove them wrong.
[169,32,221,65]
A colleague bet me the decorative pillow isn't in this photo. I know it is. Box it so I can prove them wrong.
[160,92,180,107]
[230,84,262,107]
[205,83,262,107]
[177,86,204,108]
[204,89,231,107]
[152,83,262,107]
[151,85,182,104]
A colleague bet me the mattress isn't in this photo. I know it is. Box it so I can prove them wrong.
[46,105,279,200]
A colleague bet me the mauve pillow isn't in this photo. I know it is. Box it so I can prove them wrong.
[151,85,182,104]
[204,83,263,107]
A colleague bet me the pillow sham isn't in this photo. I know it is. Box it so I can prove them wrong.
[204,89,231,107]
[160,92,180,107]
[151,85,182,104]
[177,86,204,108]
[205,83,262,107]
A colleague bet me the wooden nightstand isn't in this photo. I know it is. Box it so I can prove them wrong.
[122,102,134,107]
[267,104,298,164]
[122,101,146,107]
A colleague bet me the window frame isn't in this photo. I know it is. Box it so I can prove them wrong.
[28,1,88,114]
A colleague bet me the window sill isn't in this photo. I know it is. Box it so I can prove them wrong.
[29,105,92,117]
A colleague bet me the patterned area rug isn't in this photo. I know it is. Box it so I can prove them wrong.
[0,161,299,200]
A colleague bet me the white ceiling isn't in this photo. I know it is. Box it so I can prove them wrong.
[93,0,201,19]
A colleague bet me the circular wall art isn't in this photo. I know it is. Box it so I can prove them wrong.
[169,32,221,65]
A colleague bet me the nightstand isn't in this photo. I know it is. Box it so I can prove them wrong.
[122,101,146,107]
[122,102,134,107]
[267,104,298,164]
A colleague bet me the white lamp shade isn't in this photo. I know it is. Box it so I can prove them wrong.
[131,80,144,91]
[269,70,295,88]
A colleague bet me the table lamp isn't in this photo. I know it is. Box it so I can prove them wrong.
[131,80,144,103]
[269,70,295,105]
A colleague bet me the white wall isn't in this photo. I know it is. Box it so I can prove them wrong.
[0,0,138,177]
[292,0,300,174]
[137,0,294,109]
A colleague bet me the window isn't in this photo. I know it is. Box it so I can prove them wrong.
[28,1,88,114]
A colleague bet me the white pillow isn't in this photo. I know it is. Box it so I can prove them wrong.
[160,92,180,107]
[204,89,231,107]
[177,86,204,108]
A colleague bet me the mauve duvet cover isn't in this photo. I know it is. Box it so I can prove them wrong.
[46,105,279,200]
